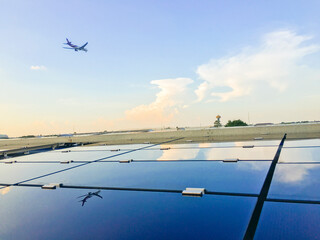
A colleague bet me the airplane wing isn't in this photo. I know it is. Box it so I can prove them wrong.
[77,194,88,198]
[96,194,103,199]
[80,42,88,48]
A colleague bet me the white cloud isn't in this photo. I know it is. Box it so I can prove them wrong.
[30,65,47,71]
[195,30,320,102]
[125,78,193,125]
[157,145,200,161]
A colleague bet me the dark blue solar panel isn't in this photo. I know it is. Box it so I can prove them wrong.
[254,202,320,239]
[269,164,320,201]
[0,188,255,240]
[0,163,83,183]
[27,161,270,194]
[1,137,320,239]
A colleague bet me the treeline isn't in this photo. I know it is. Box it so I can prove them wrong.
[225,119,248,127]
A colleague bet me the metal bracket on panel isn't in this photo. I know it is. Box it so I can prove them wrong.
[41,183,62,190]
[111,149,120,152]
[182,188,205,197]
[160,147,170,150]
[223,158,239,162]
[243,145,254,148]
[253,137,263,140]
[60,160,74,164]
[4,160,17,164]
[119,159,133,163]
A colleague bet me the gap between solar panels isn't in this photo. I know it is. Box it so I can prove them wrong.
[243,133,287,240]
[0,159,274,164]
[0,137,184,190]
[5,160,320,164]
[0,182,259,198]
[1,182,319,204]
[64,144,279,152]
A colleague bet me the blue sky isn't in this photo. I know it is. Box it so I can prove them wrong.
[1,0,320,136]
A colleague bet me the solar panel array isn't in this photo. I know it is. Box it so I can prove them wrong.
[0,135,319,239]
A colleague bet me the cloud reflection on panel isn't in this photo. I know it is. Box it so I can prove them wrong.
[274,147,320,183]
[0,187,10,195]
[202,142,275,171]
[284,139,320,148]
[157,144,200,161]
[203,142,277,160]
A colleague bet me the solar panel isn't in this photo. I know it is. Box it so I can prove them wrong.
[255,202,320,239]
[0,135,320,239]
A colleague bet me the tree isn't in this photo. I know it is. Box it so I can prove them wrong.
[225,119,248,127]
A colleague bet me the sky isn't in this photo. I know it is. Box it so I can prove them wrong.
[1,0,320,137]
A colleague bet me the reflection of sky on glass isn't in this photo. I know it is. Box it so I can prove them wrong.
[2,142,277,193]
[283,139,320,147]
[0,163,83,183]
[157,148,200,160]
[10,148,115,162]
[269,164,320,200]
[274,143,320,198]
[107,145,277,161]
[28,161,270,194]
[203,147,276,160]
[279,147,320,162]
[70,144,151,151]
[276,147,320,190]
[5,143,160,162]
[0,188,255,240]
[161,140,280,149]
[255,202,320,239]
[228,140,280,147]
[3,139,320,238]
[269,145,320,200]
[279,147,320,163]
[0,186,10,195]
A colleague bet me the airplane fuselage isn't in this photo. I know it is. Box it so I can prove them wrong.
[63,39,88,52]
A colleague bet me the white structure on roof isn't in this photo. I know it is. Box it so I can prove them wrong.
[0,134,8,139]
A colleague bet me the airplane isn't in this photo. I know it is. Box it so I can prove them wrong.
[77,190,103,199]
[63,38,88,52]
[77,190,103,206]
